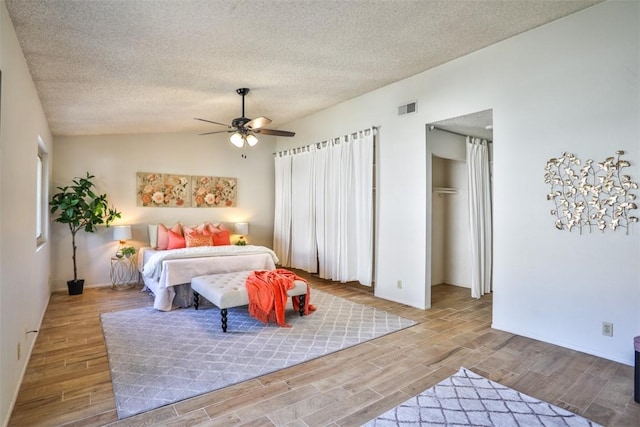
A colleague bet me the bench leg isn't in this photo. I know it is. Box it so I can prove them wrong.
[298,294,305,317]
[193,291,200,310]
[221,308,228,332]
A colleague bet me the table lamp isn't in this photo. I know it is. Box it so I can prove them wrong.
[112,225,132,257]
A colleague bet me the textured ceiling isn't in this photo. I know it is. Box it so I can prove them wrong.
[6,0,602,137]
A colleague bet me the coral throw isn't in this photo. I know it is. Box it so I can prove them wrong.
[246,269,315,326]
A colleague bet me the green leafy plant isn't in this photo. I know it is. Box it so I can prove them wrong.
[50,173,121,282]
[121,246,137,257]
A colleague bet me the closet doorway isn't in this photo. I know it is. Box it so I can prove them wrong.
[426,110,493,306]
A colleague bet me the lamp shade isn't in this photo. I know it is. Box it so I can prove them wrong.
[246,134,259,147]
[112,225,132,241]
[230,132,245,148]
[234,222,249,236]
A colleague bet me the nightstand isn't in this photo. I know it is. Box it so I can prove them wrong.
[110,255,138,289]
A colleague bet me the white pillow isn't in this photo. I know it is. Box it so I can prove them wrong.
[147,224,158,248]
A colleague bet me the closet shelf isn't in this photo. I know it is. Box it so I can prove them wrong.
[433,187,458,195]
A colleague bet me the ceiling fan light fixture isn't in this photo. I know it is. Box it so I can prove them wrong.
[230,132,245,148]
[196,88,295,145]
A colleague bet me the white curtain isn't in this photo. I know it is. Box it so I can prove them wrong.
[273,128,374,285]
[290,147,317,271]
[273,153,292,267]
[314,146,330,278]
[351,133,374,284]
[466,137,492,298]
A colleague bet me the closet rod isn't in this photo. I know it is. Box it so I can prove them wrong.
[428,125,492,143]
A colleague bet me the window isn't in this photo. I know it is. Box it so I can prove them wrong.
[36,138,47,247]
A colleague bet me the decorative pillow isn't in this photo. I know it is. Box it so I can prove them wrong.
[147,224,158,248]
[182,223,208,235]
[185,233,213,248]
[207,223,223,234]
[212,229,231,246]
[167,229,186,250]
[157,223,182,250]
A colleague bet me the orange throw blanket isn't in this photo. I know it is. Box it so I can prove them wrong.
[246,269,316,327]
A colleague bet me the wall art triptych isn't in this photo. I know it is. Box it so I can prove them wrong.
[136,172,237,208]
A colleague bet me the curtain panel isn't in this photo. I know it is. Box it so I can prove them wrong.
[273,155,292,267]
[273,128,375,285]
[466,136,493,298]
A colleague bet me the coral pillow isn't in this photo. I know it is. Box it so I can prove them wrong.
[207,223,221,234]
[167,229,186,249]
[207,223,228,234]
[157,223,182,250]
[185,233,213,248]
[212,229,231,246]
[182,223,208,235]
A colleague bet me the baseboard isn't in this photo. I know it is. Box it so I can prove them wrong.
[4,291,51,427]
[51,282,114,293]
[440,281,471,289]
[491,322,633,367]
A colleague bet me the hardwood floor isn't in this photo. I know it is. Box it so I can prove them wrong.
[9,272,639,426]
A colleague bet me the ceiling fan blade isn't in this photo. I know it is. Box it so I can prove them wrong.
[245,116,272,130]
[194,118,231,128]
[198,130,233,136]
[256,128,296,137]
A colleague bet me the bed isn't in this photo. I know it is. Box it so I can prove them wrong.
[138,245,279,311]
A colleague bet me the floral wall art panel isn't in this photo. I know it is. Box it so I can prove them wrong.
[191,176,237,207]
[136,172,191,207]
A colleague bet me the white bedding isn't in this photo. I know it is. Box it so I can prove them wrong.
[138,245,279,311]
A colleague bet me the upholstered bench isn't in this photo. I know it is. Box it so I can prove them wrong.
[191,270,307,332]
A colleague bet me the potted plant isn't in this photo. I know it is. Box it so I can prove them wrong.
[50,173,121,295]
[120,246,137,259]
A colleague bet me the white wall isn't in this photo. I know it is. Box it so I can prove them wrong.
[51,133,276,291]
[0,1,54,424]
[431,157,471,288]
[444,159,471,288]
[429,131,471,289]
[276,1,639,365]
[430,156,445,286]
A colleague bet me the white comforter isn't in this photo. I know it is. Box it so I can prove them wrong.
[140,245,280,311]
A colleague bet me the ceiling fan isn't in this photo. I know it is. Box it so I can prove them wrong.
[195,88,295,148]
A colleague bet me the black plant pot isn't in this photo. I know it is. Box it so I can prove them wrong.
[67,279,85,295]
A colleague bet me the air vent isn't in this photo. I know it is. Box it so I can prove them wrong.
[398,101,417,116]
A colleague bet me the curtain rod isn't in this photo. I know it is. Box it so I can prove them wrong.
[428,125,492,143]
[274,126,378,157]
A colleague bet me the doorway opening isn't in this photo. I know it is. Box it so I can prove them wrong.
[425,109,493,307]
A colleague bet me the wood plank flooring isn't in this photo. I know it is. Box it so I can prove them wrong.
[9,272,639,426]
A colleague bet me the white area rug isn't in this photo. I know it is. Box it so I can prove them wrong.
[101,289,416,419]
[363,367,601,427]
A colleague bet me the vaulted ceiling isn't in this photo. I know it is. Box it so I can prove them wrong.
[6,0,602,137]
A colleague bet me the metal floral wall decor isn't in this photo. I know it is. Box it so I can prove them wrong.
[544,151,638,234]
[136,172,237,207]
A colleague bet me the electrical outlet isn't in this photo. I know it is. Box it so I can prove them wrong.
[602,321,613,337]
[396,280,402,289]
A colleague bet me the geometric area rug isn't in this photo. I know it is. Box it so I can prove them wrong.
[100,289,416,419]
[362,367,602,427]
